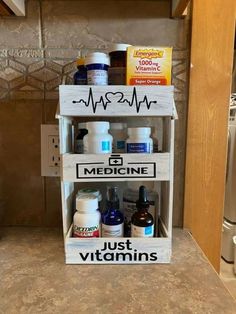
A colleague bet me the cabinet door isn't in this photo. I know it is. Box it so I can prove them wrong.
[184,0,236,272]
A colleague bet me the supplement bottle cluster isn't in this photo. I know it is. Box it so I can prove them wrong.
[74,121,158,154]
[73,185,158,239]
[71,43,172,240]
[73,44,172,86]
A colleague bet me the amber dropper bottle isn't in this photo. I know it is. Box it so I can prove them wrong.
[131,185,154,238]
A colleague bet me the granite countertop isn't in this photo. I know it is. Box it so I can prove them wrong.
[0,228,235,314]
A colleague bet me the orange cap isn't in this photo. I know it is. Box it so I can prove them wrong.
[76,57,85,66]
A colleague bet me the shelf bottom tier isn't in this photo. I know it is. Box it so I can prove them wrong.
[64,224,171,264]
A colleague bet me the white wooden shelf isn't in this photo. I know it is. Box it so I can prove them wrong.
[58,85,176,264]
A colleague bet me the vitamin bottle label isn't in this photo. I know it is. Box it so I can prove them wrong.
[102,223,124,237]
[127,143,150,153]
[74,77,87,85]
[73,225,100,238]
[113,140,125,153]
[131,224,154,238]
[87,70,108,85]
[116,140,125,150]
[101,141,110,152]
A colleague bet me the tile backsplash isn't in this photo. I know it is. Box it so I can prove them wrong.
[0,0,190,227]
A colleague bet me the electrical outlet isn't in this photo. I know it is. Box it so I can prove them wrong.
[48,135,60,167]
[41,125,60,177]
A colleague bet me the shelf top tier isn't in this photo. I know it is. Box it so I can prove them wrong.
[59,85,177,118]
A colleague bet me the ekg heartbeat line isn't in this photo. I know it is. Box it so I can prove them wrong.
[72,87,157,113]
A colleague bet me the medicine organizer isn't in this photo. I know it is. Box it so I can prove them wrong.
[58,85,177,264]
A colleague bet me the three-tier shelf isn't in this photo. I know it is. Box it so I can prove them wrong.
[58,85,177,264]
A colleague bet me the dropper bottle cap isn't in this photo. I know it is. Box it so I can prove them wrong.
[136,186,150,209]
[106,186,119,210]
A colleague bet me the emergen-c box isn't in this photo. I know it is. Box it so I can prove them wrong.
[126,46,172,85]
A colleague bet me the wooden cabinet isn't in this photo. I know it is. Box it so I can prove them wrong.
[184,0,236,272]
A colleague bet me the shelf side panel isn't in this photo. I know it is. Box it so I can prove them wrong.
[59,116,73,154]
[161,119,174,237]
[61,181,75,237]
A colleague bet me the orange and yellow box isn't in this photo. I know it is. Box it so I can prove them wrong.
[126,46,172,85]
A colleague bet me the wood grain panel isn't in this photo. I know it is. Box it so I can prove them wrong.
[184,0,236,272]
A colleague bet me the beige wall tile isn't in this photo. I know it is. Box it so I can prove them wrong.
[0,0,41,48]
[42,1,186,49]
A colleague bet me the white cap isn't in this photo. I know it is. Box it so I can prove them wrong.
[110,122,127,130]
[109,43,131,53]
[77,188,102,202]
[128,127,151,136]
[86,121,110,132]
[76,194,98,212]
[127,181,154,191]
[85,52,110,66]
[78,122,87,129]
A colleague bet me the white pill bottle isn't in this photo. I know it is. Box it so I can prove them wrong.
[85,52,110,86]
[126,127,153,153]
[83,121,113,154]
[73,195,101,238]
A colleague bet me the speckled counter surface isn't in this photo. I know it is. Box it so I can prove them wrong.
[0,228,235,314]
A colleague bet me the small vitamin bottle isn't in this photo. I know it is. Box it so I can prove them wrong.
[131,186,154,238]
[83,121,113,154]
[73,57,87,85]
[108,43,130,85]
[123,181,158,237]
[73,195,101,238]
[126,127,153,153]
[76,188,102,211]
[102,186,124,237]
[85,52,110,85]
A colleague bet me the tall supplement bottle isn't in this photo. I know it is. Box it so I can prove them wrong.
[131,186,154,238]
[102,186,124,237]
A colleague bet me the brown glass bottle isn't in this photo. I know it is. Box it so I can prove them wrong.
[131,186,154,238]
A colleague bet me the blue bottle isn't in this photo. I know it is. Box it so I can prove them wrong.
[101,186,124,237]
[73,57,87,85]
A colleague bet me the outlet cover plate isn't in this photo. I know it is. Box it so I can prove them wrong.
[41,124,60,177]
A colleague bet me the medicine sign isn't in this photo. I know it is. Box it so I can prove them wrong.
[62,153,170,182]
